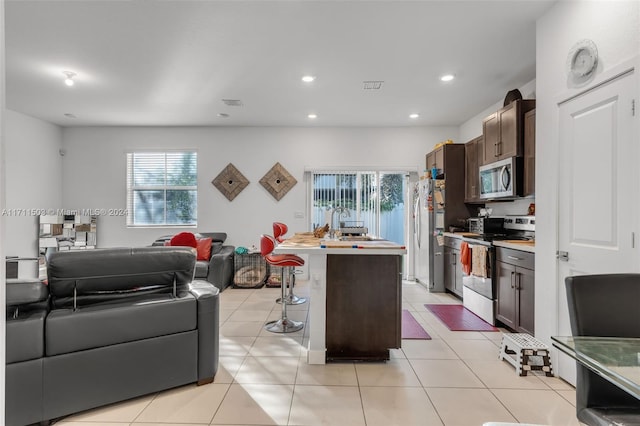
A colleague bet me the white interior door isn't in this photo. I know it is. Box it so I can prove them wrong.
[557,69,639,384]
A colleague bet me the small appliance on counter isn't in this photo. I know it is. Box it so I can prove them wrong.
[467,217,505,235]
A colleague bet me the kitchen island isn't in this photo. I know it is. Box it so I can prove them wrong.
[273,233,406,364]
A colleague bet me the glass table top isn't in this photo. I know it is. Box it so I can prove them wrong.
[552,336,640,400]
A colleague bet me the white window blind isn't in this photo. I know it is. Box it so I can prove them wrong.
[126,151,197,226]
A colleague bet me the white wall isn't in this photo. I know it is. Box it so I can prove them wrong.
[536,0,640,357]
[62,126,457,249]
[1,0,7,419]
[4,110,63,276]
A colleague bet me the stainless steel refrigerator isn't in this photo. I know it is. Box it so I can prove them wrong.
[413,178,445,292]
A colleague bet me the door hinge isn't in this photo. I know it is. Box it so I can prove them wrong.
[633,99,636,116]
[632,232,636,248]
[557,251,569,262]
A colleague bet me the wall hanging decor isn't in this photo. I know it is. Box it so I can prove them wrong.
[212,163,250,201]
[260,162,297,201]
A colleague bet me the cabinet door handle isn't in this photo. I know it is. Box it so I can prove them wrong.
[494,142,499,157]
[452,252,457,265]
[507,255,522,261]
[510,271,515,288]
[515,272,521,290]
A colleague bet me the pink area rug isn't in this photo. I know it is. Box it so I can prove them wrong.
[424,304,498,332]
[402,310,431,339]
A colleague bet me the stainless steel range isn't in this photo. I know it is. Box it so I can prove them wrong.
[461,215,535,325]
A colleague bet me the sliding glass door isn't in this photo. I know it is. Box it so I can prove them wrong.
[310,171,407,244]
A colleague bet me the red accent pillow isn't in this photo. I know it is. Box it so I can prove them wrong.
[169,232,197,248]
[196,237,213,261]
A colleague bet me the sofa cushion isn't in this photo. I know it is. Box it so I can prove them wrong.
[194,260,209,278]
[6,279,49,306]
[6,308,47,363]
[170,232,197,248]
[45,293,197,356]
[196,237,213,261]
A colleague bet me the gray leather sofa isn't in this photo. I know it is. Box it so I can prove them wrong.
[5,247,219,426]
[151,232,234,291]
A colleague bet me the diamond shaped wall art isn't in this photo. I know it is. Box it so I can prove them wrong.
[260,162,297,201]
[212,163,250,201]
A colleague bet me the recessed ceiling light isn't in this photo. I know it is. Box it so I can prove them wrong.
[302,75,316,83]
[409,113,420,119]
[62,71,76,86]
[307,113,317,119]
[440,74,455,82]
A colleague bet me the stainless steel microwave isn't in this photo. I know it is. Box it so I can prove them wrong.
[479,157,522,200]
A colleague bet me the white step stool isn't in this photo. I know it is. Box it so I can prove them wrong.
[499,333,553,377]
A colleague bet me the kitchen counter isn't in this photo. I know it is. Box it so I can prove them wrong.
[442,231,535,253]
[492,240,535,253]
[273,233,406,364]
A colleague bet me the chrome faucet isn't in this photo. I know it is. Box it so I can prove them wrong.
[329,206,351,238]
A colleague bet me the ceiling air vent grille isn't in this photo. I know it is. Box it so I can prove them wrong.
[222,99,243,107]
[363,81,384,90]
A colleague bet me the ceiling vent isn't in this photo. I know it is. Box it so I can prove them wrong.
[222,99,243,107]
[363,80,384,90]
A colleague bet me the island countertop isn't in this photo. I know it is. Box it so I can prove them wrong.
[273,232,406,256]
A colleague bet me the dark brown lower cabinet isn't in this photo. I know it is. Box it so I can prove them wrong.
[495,247,535,335]
[326,254,402,361]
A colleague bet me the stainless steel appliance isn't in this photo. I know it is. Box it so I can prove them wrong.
[479,157,522,200]
[412,178,444,292]
[413,179,431,287]
[468,217,505,235]
[461,215,535,325]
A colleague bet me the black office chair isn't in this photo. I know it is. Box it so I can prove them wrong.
[565,274,640,426]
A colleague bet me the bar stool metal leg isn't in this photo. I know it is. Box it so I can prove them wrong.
[265,266,304,333]
[276,267,307,305]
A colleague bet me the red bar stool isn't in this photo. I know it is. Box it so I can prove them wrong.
[261,234,304,333]
[273,222,288,243]
[272,222,306,305]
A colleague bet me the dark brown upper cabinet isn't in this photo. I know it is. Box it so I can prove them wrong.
[482,99,536,165]
[523,109,536,197]
[464,136,483,203]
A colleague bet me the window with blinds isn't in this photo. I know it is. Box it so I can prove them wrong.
[126,151,197,226]
[311,171,406,244]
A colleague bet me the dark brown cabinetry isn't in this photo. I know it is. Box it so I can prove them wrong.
[495,247,535,334]
[482,100,536,165]
[443,236,464,298]
[464,136,484,203]
[523,109,536,197]
[326,254,401,361]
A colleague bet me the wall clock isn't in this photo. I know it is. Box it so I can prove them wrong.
[567,39,598,78]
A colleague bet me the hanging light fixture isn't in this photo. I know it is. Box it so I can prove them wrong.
[62,71,76,86]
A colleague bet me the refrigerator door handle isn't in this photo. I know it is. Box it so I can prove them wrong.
[414,196,421,249]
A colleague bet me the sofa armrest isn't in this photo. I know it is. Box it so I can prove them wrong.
[188,280,219,384]
[206,245,234,291]
[7,279,49,307]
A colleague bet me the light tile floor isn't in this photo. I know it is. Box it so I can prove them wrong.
[56,280,580,426]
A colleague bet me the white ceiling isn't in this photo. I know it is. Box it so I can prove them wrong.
[5,0,555,128]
